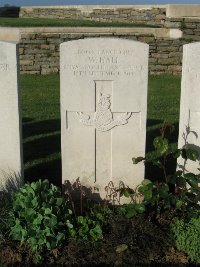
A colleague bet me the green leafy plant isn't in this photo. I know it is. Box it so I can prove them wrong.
[72,215,103,242]
[117,203,145,219]
[90,204,113,225]
[171,217,200,263]
[132,123,200,220]
[10,180,74,262]
[64,179,110,242]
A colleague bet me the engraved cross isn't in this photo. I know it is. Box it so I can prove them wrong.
[75,80,133,183]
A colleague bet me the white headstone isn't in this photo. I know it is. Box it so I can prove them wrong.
[178,42,200,173]
[60,38,149,200]
[0,41,23,191]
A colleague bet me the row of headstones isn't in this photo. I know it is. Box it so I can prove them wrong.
[0,39,199,199]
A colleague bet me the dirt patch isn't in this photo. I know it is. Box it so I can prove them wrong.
[0,215,193,267]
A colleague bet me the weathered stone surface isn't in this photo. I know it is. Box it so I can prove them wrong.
[158,57,180,65]
[60,38,148,201]
[0,41,23,191]
[167,4,200,18]
[178,42,200,173]
[1,24,196,75]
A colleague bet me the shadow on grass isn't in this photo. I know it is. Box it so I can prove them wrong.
[24,133,60,162]
[23,118,61,187]
[22,117,180,188]
[145,119,179,181]
[24,158,61,187]
[22,118,60,138]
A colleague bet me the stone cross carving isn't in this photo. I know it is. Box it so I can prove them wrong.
[65,80,140,185]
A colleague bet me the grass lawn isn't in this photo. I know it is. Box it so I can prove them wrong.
[0,17,159,27]
[21,74,181,186]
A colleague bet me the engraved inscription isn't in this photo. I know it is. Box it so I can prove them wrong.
[77,93,132,132]
[0,64,9,72]
[62,48,145,77]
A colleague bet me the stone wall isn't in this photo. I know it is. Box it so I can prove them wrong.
[19,5,200,32]
[1,4,200,75]
[19,6,166,27]
[18,29,187,76]
[165,18,200,41]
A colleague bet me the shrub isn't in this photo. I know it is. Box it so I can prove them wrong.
[171,217,200,263]
[10,179,74,262]
[131,123,200,221]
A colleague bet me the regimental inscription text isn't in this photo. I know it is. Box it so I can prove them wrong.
[63,49,145,77]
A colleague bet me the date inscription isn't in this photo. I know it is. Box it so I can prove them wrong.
[63,49,145,77]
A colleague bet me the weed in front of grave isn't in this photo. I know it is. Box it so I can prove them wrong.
[10,179,74,263]
[132,123,200,222]
[105,123,200,222]
[63,178,112,241]
[8,177,106,263]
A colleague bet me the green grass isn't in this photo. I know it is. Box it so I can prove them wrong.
[21,74,61,186]
[0,17,159,28]
[147,75,181,149]
[21,74,181,186]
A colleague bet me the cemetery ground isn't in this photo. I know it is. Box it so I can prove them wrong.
[0,74,200,266]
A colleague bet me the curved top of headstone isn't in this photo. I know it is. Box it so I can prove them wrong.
[60,37,149,48]
[183,41,200,49]
[60,37,149,113]
[0,41,18,46]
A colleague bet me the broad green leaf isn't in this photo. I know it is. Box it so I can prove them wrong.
[56,198,63,206]
[93,224,102,235]
[186,148,199,161]
[153,136,169,155]
[78,216,83,223]
[46,241,51,249]
[44,208,52,215]
[152,159,163,168]
[185,173,199,188]
[176,200,183,209]
[173,149,182,159]
[181,148,199,161]
[135,203,145,213]
[142,179,152,187]
[33,214,43,225]
[143,190,153,201]
[56,232,65,242]
[158,183,169,198]
[51,216,57,227]
[122,190,131,198]
[126,209,137,219]
[181,148,187,160]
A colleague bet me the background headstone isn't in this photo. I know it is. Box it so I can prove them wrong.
[178,42,200,173]
[0,41,23,191]
[61,38,149,200]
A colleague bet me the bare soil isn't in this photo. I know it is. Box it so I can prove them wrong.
[1,215,197,267]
